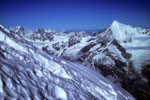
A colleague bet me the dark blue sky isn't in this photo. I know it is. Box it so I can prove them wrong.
[0,0,150,30]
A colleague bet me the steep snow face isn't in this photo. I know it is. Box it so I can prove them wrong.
[110,20,149,43]
[0,25,135,100]
[110,21,132,43]
[109,21,150,72]
[0,28,29,54]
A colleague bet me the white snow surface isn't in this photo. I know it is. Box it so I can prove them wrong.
[54,86,67,100]
[122,36,150,73]
[110,20,148,43]
[0,24,136,100]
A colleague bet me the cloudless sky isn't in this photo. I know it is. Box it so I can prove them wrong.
[0,0,150,30]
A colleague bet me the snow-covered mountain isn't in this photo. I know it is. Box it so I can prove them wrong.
[9,21,150,100]
[22,26,132,89]
[100,20,150,70]
[3,20,150,100]
[106,20,150,43]
[97,21,150,100]
[0,24,137,100]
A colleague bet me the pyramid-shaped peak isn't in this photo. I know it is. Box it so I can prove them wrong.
[111,20,121,26]
[110,20,129,29]
[110,20,121,30]
[112,20,119,23]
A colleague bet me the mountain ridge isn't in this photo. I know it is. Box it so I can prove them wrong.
[1,21,150,100]
[0,23,136,100]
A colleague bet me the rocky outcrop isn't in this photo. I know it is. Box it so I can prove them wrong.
[68,35,82,47]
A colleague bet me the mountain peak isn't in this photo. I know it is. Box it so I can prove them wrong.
[112,20,119,24]
[109,20,134,43]
[111,20,121,27]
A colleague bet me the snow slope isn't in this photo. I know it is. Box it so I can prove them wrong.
[110,20,150,43]
[9,21,150,100]
[0,25,136,100]
[122,36,150,73]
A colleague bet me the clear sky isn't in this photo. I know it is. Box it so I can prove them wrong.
[0,0,150,30]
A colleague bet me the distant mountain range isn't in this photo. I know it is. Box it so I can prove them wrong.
[0,20,150,100]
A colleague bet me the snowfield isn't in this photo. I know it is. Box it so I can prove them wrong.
[0,24,137,100]
[3,20,150,100]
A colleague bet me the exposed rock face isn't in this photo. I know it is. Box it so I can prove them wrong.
[111,39,132,59]
[52,42,61,50]
[142,64,150,84]
[80,42,97,53]
[37,28,45,33]
[68,35,82,47]
[31,30,54,41]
